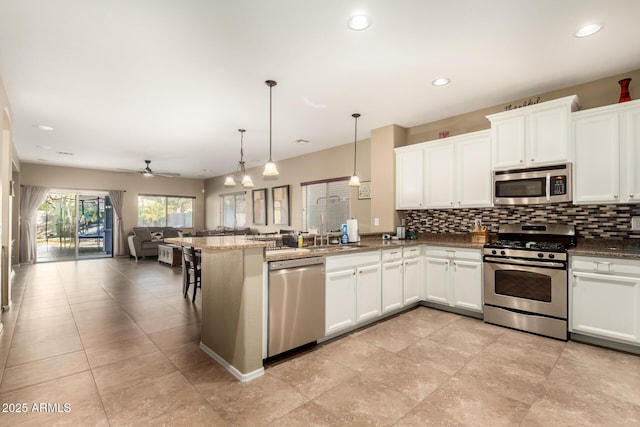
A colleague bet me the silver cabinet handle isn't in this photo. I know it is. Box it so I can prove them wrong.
[614,194,619,199]
[630,194,635,198]
[531,158,535,162]
[519,159,524,163]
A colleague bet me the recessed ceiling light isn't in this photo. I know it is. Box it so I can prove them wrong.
[56,151,74,156]
[35,144,52,150]
[575,23,602,38]
[292,139,310,145]
[35,124,54,131]
[348,14,370,31]
[432,78,451,86]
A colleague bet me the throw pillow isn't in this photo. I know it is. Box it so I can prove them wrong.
[134,227,152,242]
[164,228,179,238]
[150,231,164,241]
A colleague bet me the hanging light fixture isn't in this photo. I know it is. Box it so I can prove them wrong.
[224,129,254,188]
[349,113,361,187]
[263,80,279,176]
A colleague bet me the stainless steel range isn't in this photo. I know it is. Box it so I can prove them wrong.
[483,223,576,340]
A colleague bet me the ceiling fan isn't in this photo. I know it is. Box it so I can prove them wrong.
[137,160,180,177]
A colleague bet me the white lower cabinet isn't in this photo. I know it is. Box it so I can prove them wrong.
[325,269,357,335]
[424,247,483,313]
[570,256,640,345]
[403,256,421,305]
[381,249,403,313]
[325,251,381,336]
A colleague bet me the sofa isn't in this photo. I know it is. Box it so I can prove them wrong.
[128,227,183,261]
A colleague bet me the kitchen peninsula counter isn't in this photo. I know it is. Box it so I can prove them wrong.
[165,235,267,382]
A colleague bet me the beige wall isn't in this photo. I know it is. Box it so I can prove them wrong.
[19,164,206,244]
[405,69,640,145]
[204,139,372,234]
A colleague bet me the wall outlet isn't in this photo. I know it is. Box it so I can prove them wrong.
[420,219,428,226]
[632,217,640,230]
[374,217,380,227]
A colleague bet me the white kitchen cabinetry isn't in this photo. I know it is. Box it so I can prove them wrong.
[424,247,483,313]
[402,246,422,305]
[572,100,640,204]
[395,145,425,209]
[487,95,579,169]
[325,251,381,336]
[396,130,491,209]
[570,256,640,345]
[381,249,403,313]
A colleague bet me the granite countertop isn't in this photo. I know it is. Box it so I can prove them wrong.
[164,235,267,252]
[264,233,485,262]
[570,239,640,260]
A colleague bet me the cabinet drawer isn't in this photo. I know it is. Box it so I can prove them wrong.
[382,249,402,262]
[572,256,640,276]
[326,251,381,271]
[402,246,421,259]
[424,246,481,261]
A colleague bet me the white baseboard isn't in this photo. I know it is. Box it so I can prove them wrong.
[199,342,264,382]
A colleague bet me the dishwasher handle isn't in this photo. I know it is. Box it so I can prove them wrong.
[269,256,325,271]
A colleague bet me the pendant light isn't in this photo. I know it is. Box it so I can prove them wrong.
[263,80,279,176]
[224,129,254,188]
[348,113,361,187]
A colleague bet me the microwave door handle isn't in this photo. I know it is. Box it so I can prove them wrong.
[546,173,551,202]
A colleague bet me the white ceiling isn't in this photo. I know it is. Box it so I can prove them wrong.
[1,0,639,179]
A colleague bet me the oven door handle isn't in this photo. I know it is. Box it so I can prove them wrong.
[484,256,565,269]
[546,173,551,202]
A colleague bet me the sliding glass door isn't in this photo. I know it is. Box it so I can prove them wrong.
[36,191,113,262]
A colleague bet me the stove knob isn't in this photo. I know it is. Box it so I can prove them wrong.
[491,250,497,255]
[538,253,544,258]
[500,250,506,256]
[549,254,555,259]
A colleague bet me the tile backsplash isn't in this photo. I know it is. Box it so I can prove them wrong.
[403,203,640,239]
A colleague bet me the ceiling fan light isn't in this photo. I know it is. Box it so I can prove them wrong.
[263,161,279,176]
[241,175,254,187]
[224,176,236,186]
[349,175,361,187]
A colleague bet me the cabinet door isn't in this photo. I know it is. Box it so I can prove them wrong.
[325,269,357,335]
[623,107,640,202]
[382,261,403,313]
[356,264,382,323]
[425,143,455,207]
[528,106,570,165]
[456,135,492,207]
[492,116,526,169]
[424,257,450,304]
[451,260,483,312]
[571,272,640,344]
[573,113,620,203]
[403,257,422,305]
[396,147,425,209]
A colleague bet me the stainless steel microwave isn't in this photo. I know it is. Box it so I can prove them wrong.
[493,163,572,205]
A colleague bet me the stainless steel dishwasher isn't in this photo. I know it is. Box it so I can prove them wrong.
[268,256,325,357]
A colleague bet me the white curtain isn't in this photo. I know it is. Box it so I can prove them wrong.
[108,190,126,256]
[19,185,50,263]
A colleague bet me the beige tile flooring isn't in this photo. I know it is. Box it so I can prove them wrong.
[0,257,639,426]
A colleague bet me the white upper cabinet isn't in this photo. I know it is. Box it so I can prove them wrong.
[395,130,492,209]
[395,145,425,209]
[487,95,579,169]
[572,99,640,204]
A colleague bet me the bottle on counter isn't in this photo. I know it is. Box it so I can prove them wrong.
[297,233,304,248]
[341,224,348,244]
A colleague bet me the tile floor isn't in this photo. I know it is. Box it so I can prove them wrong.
[0,257,639,426]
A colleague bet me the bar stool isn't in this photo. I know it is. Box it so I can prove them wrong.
[182,247,201,302]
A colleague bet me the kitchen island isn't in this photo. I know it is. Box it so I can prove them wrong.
[165,235,268,381]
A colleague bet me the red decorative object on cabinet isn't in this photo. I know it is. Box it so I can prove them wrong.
[618,78,632,103]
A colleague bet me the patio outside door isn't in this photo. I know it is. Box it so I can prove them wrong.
[35,192,113,262]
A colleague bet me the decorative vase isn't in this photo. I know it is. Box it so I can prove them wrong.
[618,78,632,103]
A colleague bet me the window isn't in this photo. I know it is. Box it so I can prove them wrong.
[137,195,193,227]
[302,178,350,233]
[220,192,246,228]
